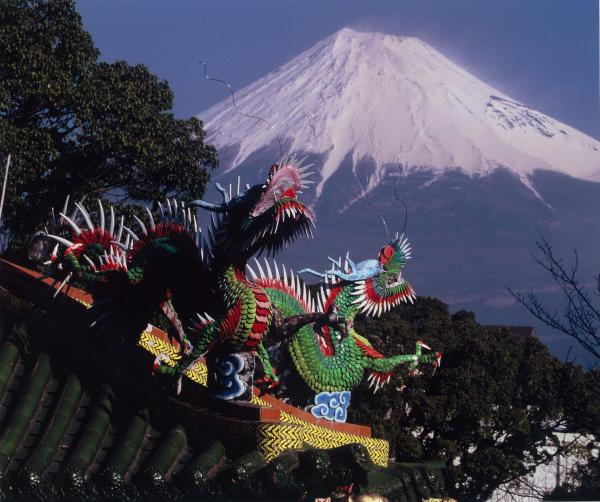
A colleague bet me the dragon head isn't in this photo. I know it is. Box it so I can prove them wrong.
[191,157,314,262]
[351,233,416,317]
[28,197,127,293]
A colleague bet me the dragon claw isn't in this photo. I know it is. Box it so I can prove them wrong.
[152,353,183,395]
[181,339,193,356]
[255,373,280,392]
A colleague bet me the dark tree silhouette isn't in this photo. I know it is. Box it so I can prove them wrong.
[0,0,217,254]
[510,237,600,362]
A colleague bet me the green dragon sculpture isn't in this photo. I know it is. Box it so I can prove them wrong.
[31,157,440,401]
[31,196,204,354]
[34,157,322,393]
[149,158,327,390]
[249,234,442,395]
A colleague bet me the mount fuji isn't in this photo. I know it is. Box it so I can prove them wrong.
[198,28,600,361]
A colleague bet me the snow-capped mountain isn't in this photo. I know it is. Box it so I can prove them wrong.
[201,27,600,200]
[198,28,600,363]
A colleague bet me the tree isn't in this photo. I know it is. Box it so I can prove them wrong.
[0,0,217,253]
[544,367,600,500]
[348,297,596,501]
[510,238,600,362]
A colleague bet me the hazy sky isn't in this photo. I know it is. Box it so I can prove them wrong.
[77,0,599,139]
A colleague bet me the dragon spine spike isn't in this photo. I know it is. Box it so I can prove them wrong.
[50,207,58,230]
[109,205,115,236]
[273,260,280,279]
[98,199,105,231]
[123,225,140,242]
[253,257,265,279]
[82,254,97,270]
[59,212,82,236]
[228,183,232,200]
[145,206,155,229]
[51,243,59,258]
[74,202,94,231]
[187,208,192,229]
[282,263,288,285]
[237,176,241,195]
[246,264,258,280]
[53,272,72,298]
[166,199,173,218]
[61,195,70,218]
[110,240,128,252]
[133,215,148,236]
[172,199,179,220]
[117,215,124,243]
[158,201,165,220]
[90,311,110,328]
[264,258,273,279]
[47,234,75,248]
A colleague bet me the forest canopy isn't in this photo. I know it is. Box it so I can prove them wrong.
[0,0,217,253]
[349,297,600,501]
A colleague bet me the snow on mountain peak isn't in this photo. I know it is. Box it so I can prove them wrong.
[199,28,600,198]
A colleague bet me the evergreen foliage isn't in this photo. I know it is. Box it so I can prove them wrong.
[349,297,599,501]
[0,0,217,253]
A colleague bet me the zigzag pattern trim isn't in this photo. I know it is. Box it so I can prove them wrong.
[138,328,389,466]
[138,328,207,385]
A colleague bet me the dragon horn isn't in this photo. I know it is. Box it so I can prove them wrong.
[215,183,230,203]
[188,199,229,213]
[416,340,431,350]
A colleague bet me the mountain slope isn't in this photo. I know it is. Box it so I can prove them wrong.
[200,27,600,200]
[198,28,600,364]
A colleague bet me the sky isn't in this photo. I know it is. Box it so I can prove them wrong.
[77,0,600,139]
[75,1,600,365]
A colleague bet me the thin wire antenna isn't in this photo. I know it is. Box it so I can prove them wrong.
[394,146,409,236]
[304,76,334,153]
[394,183,409,236]
[353,166,390,241]
[199,60,283,158]
[369,200,391,241]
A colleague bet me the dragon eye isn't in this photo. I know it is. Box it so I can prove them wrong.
[379,245,394,265]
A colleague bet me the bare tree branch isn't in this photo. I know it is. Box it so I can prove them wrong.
[509,238,600,362]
